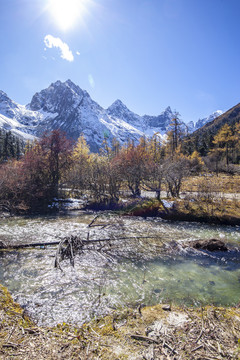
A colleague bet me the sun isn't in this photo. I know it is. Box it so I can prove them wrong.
[48,0,87,30]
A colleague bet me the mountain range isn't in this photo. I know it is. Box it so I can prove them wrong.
[0,80,223,151]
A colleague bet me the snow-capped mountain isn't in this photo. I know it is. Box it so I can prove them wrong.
[106,99,176,138]
[143,106,175,134]
[0,80,176,151]
[187,110,223,133]
[28,80,159,151]
[107,99,145,129]
[0,90,38,140]
[0,80,223,151]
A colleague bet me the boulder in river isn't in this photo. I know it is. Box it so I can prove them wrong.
[186,238,228,252]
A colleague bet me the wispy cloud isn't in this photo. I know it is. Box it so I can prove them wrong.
[88,74,95,88]
[44,35,74,62]
[76,51,80,56]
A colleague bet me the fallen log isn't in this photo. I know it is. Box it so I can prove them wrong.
[0,236,157,250]
[0,241,60,250]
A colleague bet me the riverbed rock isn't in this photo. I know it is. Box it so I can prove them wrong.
[0,241,6,249]
[187,238,228,252]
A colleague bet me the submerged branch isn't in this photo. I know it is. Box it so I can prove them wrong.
[0,236,157,250]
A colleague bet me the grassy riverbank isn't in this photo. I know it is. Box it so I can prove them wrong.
[1,284,240,359]
[117,196,240,225]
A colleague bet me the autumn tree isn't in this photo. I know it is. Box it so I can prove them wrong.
[140,135,165,200]
[188,150,204,174]
[143,160,165,200]
[233,122,240,163]
[39,130,73,198]
[69,134,91,192]
[163,156,190,197]
[166,114,185,157]
[212,124,234,167]
[0,160,28,213]
[146,133,163,163]
[115,140,148,197]
[86,154,122,204]
[111,137,120,156]
[0,130,72,213]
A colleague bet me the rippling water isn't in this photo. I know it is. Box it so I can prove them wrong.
[0,212,239,326]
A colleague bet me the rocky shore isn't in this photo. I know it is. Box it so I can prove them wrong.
[0,284,240,359]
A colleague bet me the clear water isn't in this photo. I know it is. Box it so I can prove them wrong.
[0,212,239,326]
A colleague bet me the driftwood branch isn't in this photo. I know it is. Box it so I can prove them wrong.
[88,215,109,228]
[130,334,159,344]
[0,236,157,250]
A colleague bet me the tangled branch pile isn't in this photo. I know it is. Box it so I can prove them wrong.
[53,214,171,269]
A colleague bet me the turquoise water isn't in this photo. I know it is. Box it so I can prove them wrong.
[0,212,239,326]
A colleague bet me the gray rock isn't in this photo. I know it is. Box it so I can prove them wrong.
[187,238,228,252]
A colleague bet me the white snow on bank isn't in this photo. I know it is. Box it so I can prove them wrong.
[162,200,174,209]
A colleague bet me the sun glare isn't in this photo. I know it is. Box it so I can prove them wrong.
[49,0,87,30]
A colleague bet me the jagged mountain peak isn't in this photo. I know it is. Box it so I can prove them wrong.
[0,79,225,152]
[0,90,9,99]
[107,99,133,115]
[211,110,223,118]
[164,106,173,114]
[107,98,144,131]
[64,79,83,91]
[0,90,17,107]
[142,106,174,131]
[143,106,173,118]
[187,110,224,133]
[49,79,80,90]
[0,90,19,119]
[29,79,89,113]
[51,79,86,97]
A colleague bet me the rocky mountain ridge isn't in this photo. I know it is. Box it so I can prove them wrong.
[0,80,222,151]
[187,110,223,133]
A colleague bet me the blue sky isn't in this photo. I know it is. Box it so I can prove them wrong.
[1,0,240,123]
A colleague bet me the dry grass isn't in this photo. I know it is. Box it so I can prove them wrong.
[179,197,240,219]
[182,174,240,194]
[0,284,240,359]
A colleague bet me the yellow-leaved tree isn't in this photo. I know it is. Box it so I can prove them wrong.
[212,124,234,166]
[70,134,92,192]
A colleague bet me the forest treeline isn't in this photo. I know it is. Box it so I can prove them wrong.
[0,117,239,214]
[0,129,25,162]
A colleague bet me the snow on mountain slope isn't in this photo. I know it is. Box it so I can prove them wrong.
[0,113,35,140]
[27,80,169,150]
[143,106,175,134]
[0,81,146,151]
[0,80,223,151]
[0,90,54,140]
[28,80,145,151]
[187,110,223,132]
[107,99,145,129]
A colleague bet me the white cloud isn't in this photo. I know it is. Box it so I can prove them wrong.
[76,51,80,56]
[88,74,95,88]
[44,35,74,62]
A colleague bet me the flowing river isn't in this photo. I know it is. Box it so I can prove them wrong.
[0,211,239,326]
